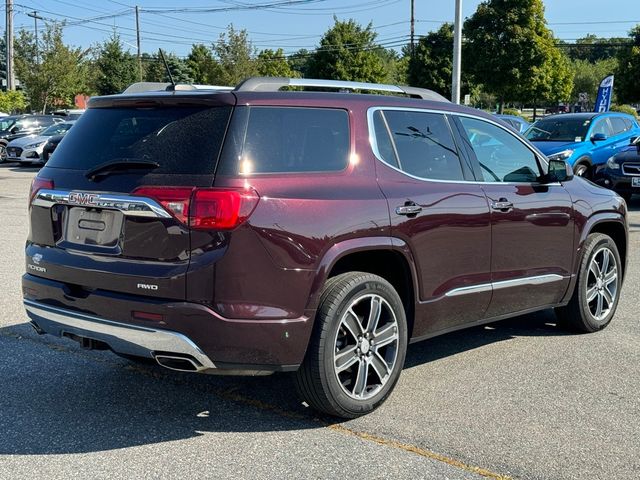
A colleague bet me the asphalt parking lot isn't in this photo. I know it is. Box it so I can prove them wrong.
[0,164,638,480]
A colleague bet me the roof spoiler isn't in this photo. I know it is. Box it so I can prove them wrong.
[122,82,233,94]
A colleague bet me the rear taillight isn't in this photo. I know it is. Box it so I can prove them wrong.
[132,187,193,224]
[29,177,54,205]
[132,186,259,230]
[190,188,259,230]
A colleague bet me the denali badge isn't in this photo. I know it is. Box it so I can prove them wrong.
[137,283,159,290]
[68,192,99,206]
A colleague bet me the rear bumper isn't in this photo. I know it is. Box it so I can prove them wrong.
[22,274,312,373]
[25,299,217,372]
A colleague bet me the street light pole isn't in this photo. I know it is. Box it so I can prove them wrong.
[451,0,462,103]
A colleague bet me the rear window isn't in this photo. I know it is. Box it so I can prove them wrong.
[47,106,232,174]
[219,106,349,175]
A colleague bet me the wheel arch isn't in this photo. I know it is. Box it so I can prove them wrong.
[305,237,418,338]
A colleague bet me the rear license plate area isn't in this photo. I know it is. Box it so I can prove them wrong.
[63,207,123,248]
[632,177,640,188]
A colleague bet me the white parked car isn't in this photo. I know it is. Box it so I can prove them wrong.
[6,122,75,165]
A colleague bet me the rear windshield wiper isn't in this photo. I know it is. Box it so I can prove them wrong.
[85,159,160,181]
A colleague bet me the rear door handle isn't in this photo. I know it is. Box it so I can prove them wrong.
[491,198,514,212]
[396,204,423,216]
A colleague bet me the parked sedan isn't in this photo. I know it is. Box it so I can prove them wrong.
[495,114,530,133]
[593,135,640,202]
[524,112,640,177]
[0,115,65,162]
[6,122,75,165]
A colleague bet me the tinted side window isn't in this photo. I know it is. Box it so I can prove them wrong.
[238,107,349,174]
[372,110,398,167]
[459,116,540,183]
[591,118,613,137]
[622,118,633,131]
[610,117,628,135]
[38,117,57,127]
[382,111,464,181]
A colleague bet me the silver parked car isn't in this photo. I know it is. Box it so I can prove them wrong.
[6,122,75,165]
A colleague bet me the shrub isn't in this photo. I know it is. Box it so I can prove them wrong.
[610,104,638,118]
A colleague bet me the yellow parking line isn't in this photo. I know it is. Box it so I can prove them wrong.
[6,328,512,480]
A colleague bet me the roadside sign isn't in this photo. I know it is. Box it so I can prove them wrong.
[463,94,471,105]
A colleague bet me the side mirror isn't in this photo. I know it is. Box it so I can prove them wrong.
[591,132,607,142]
[9,126,19,134]
[546,158,574,183]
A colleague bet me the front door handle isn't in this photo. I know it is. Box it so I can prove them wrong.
[396,204,423,216]
[491,198,514,212]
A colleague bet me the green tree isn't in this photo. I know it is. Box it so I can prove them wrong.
[213,25,258,86]
[257,48,294,77]
[0,90,26,113]
[141,52,193,84]
[15,23,91,112]
[407,23,454,99]
[376,48,406,85]
[464,0,573,111]
[616,25,640,103]
[567,34,630,63]
[307,18,388,83]
[571,58,617,106]
[94,33,138,95]
[289,48,311,78]
[186,44,221,84]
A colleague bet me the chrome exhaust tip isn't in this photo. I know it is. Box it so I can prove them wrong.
[154,354,202,372]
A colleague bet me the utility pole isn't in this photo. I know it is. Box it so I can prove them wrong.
[5,0,15,91]
[135,5,142,81]
[451,0,462,103]
[26,11,44,64]
[410,0,415,56]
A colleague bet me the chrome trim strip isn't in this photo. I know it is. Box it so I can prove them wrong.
[32,189,172,218]
[445,274,565,297]
[367,106,559,186]
[24,299,215,370]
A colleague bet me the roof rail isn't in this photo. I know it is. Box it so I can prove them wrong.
[234,77,449,102]
[122,82,233,94]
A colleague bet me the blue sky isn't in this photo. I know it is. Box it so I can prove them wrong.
[9,0,640,57]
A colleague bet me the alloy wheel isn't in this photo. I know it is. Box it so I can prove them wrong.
[586,247,618,321]
[333,293,399,400]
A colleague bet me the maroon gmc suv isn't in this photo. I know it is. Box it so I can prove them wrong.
[23,77,628,418]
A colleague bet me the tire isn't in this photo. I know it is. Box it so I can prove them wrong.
[573,161,590,178]
[0,142,6,163]
[555,233,622,333]
[295,272,408,418]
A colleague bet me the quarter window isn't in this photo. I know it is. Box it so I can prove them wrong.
[379,110,464,181]
[609,117,628,135]
[458,116,540,183]
[239,107,349,174]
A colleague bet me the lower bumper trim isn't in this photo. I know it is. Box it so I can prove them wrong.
[24,299,216,372]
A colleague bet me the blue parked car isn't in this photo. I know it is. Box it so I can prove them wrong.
[524,112,640,177]
[495,114,530,133]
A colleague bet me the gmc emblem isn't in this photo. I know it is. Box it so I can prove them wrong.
[68,192,99,206]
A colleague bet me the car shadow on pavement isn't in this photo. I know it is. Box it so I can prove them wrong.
[0,309,567,455]
[404,308,566,369]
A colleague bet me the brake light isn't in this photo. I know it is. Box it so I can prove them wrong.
[132,186,259,230]
[190,188,259,230]
[29,177,54,204]
[132,187,194,224]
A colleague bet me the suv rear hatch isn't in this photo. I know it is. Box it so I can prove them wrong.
[27,92,236,300]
